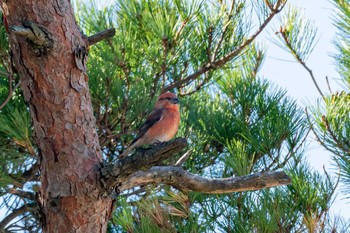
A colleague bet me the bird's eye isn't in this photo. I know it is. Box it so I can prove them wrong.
[166,97,171,100]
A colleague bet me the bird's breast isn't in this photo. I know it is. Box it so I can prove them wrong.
[145,109,180,144]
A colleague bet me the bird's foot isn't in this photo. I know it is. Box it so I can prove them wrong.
[151,140,163,147]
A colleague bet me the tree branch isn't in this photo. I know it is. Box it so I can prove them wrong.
[100,138,188,192]
[119,166,291,193]
[0,73,20,110]
[9,189,36,201]
[0,203,36,231]
[162,1,286,93]
[101,137,291,197]
[21,161,39,181]
[87,28,116,46]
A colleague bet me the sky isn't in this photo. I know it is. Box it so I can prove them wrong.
[259,0,350,219]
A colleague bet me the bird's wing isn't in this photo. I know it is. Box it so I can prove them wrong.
[130,108,164,145]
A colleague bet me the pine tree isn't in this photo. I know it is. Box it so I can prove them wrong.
[0,0,348,232]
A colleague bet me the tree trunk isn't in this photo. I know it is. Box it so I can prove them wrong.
[5,1,112,232]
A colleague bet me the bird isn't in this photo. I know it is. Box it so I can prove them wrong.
[119,92,180,158]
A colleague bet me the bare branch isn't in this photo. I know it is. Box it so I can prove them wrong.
[100,138,188,191]
[119,166,291,193]
[0,203,36,231]
[87,28,116,46]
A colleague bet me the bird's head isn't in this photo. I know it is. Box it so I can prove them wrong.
[155,92,180,110]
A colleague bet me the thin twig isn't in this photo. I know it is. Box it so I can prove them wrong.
[263,128,311,172]
[174,19,189,43]
[212,0,236,60]
[179,72,213,96]
[279,29,325,100]
[161,37,168,89]
[207,26,214,64]
[322,115,350,154]
[325,76,332,93]
[175,149,192,166]
[323,164,340,205]
[305,108,332,153]
[0,74,21,110]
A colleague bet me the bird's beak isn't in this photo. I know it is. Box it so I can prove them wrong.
[171,98,179,104]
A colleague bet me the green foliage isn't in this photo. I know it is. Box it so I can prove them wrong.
[274,6,318,63]
[185,46,306,177]
[0,0,348,232]
[73,0,280,159]
[0,107,32,150]
[179,162,336,232]
[287,163,335,232]
[0,15,9,59]
[310,92,350,196]
[0,104,36,227]
[309,0,350,200]
[110,190,204,233]
[311,93,350,157]
[333,0,350,83]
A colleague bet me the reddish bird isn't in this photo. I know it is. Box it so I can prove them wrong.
[120,92,180,158]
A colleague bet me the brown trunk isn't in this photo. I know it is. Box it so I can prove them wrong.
[5,1,113,232]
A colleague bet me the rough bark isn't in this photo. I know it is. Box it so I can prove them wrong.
[5,1,112,232]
